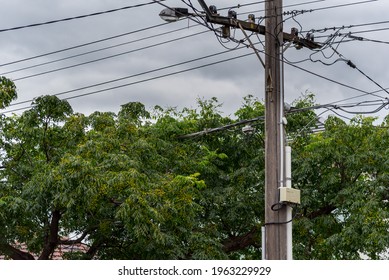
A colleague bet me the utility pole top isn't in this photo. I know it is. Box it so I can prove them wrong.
[197,0,321,50]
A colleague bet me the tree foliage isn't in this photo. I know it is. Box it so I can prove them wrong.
[0,89,388,260]
[0,76,17,109]
[293,115,389,259]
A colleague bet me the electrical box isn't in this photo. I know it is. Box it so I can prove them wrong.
[279,187,301,204]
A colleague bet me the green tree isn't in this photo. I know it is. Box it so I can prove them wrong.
[292,115,389,259]
[1,92,388,260]
[0,96,206,259]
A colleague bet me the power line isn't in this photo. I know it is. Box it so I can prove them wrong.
[10,30,210,81]
[5,30,385,113]
[302,20,389,34]
[219,1,267,11]
[177,98,389,139]
[0,1,166,33]
[238,0,326,16]
[0,25,204,76]
[3,48,255,112]
[156,1,389,109]
[285,61,381,97]
[235,30,387,100]
[303,0,379,13]
[294,34,389,97]
[327,89,389,106]
[237,0,376,16]
[5,42,387,115]
[3,0,387,118]
[347,35,389,45]
[353,66,389,96]
[0,22,171,68]
[314,27,389,42]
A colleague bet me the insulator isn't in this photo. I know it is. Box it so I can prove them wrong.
[291,27,298,37]
[209,5,217,14]
[228,10,237,19]
[306,33,314,42]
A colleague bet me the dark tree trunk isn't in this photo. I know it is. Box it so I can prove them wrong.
[38,210,61,260]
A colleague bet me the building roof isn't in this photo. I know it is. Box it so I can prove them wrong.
[0,241,89,260]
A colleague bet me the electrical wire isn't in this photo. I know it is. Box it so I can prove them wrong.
[6,30,385,115]
[176,98,389,140]
[219,1,267,11]
[318,29,389,46]
[301,37,389,97]
[3,0,388,119]
[7,10,378,114]
[9,30,210,81]
[0,0,353,81]
[0,1,166,33]
[284,61,375,97]
[181,0,389,108]
[238,0,374,16]
[0,22,171,68]
[0,25,205,76]
[180,0,233,48]
[335,100,389,114]
[236,0,326,17]
[302,20,389,34]
[2,50,255,114]
[304,0,378,14]
[346,34,389,45]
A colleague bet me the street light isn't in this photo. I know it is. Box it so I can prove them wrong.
[159,7,192,22]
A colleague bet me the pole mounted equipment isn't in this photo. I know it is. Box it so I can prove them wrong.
[196,0,321,50]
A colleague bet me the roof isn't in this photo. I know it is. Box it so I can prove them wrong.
[0,241,89,260]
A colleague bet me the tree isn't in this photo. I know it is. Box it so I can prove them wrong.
[0,96,223,259]
[1,91,388,260]
[292,115,389,259]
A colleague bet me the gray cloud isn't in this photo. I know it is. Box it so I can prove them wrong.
[0,0,388,121]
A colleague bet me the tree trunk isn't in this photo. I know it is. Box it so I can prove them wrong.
[38,210,61,260]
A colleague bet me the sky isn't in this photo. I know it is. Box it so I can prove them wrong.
[0,0,388,122]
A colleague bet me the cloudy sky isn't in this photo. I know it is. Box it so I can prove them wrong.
[0,0,388,122]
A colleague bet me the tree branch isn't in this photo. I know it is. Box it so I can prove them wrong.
[0,243,35,260]
[222,227,259,253]
[305,205,336,220]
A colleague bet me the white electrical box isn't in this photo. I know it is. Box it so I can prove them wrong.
[279,187,301,204]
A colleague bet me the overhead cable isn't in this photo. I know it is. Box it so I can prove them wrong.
[177,99,389,139]
[0,22,171,68]
[3,50,255,113]
[238,0,375,16]
[302,20,389,34]
[10,30,210,81]
[0,1,166,33]
[0,25,204,76]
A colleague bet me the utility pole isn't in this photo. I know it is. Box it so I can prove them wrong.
[163,0,321,259]
[264,0,286,260]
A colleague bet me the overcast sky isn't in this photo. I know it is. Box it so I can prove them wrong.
[0,0,388,122]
